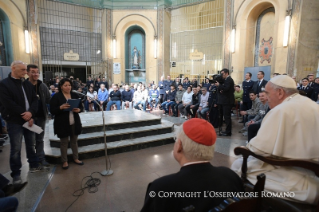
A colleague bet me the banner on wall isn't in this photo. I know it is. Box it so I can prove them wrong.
[113,63,121,74]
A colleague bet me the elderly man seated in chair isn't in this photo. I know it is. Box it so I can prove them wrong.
[231,75,319,205]
[141,119,244,212]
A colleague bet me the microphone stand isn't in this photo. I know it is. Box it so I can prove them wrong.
[73,91,113,176]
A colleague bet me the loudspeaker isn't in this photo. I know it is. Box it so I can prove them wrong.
[45,71,53,82]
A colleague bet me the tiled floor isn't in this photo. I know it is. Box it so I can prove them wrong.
[0,110,246,212]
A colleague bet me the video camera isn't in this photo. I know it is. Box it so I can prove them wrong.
[213,74,224,84]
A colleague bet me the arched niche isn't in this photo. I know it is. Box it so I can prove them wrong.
[244,2,275,68]
[125,25,146,84]
[0,8,13,66]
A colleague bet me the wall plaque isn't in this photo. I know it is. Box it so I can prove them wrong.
[64,50,80,61]
[189,50,204,60]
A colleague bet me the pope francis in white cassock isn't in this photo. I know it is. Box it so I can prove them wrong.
[231,75,319,205]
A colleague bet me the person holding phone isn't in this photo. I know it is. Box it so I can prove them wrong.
[50,78,84,169]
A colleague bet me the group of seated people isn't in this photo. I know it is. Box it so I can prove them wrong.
[77,82,161,112]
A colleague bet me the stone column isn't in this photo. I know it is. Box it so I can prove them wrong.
[106,9,113,84]
[27,0,40,66]
[287,0,302,76]
[157,8,164,80]
[223,0,232,70]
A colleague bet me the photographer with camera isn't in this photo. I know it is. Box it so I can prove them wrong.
[216,69,235,136]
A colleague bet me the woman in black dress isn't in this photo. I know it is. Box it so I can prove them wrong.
[50,78,84,169]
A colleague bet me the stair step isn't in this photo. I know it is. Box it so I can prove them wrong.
[49,110,162,134]
[45,132,175,163]
[49,120,174,148]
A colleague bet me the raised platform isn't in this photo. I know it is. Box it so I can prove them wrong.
[44,110,176,163]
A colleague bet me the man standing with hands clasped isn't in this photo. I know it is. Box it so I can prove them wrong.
[26,64,51,167]
[0,61,43,185]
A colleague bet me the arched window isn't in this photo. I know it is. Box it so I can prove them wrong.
[0,8,13,66]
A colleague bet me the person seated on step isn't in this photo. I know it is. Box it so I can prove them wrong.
[240,91,269,137]
[85,86,98,112]
[185,87,201,119]
[148,84,159,110]
[232,75,319,205]
[106,84,121,111]
[121,85,133,109]
[239,91,261,127]
[179,86,193,119]
[97,84,109,111]
[161,84,177,115]
[133,86,145,111]
[141,118,244,212]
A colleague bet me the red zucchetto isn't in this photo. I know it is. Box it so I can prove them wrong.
[183,118,216,146]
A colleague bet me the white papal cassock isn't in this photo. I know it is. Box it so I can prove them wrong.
[231,94,319,204]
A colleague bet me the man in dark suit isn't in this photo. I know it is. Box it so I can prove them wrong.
[141,119,244,212]
[217,68,235,136]
[311,77,319,102]
[239,72,254,123]
[252,71,268,95]
[298,78,313,99]
[308,74,315,88]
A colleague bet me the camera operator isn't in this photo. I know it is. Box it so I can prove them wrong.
[216,69,235,136]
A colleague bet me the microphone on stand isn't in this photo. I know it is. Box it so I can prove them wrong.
[72,90,85,96]
[71,90,113,176]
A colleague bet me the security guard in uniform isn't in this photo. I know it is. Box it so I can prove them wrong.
[240,72,254,123]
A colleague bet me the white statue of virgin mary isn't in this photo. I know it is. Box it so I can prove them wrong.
[132,46,140,69]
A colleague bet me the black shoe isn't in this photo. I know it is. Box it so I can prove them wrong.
[220,132,232,136]
[74,161,84,165]
[3,182,28,196]
[238,120,244,123]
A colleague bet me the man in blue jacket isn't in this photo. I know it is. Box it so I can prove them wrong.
[97,84,108,110]
[148,85,159,110]
[0,61,42,185]
[161,85,176,115]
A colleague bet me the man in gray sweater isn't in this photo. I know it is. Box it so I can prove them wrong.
[172,84,185,117]
[239,91,261,125]
[241,91,269,134]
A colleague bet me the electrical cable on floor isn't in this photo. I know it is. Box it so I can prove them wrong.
[65,155,112,212]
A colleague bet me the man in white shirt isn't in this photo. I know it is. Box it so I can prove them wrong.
[232,75,319,204]
[178,86,193,118]
[198,87,210,119]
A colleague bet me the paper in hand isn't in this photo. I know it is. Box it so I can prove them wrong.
[23,122,43,134]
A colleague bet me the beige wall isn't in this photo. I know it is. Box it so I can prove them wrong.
[0,0,30,64]
[231,0,289,84]
[112,10,158,84]
[294,0,319,80]
[258,11,275,66]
